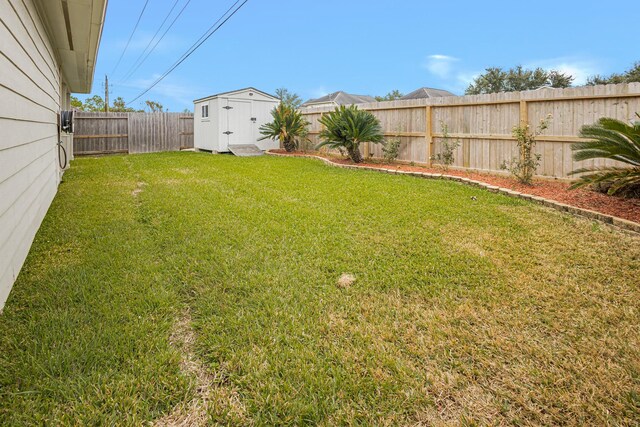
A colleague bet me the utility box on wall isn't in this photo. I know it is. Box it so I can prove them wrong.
[193,87,279,153]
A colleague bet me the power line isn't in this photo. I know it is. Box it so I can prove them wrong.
[111,0,151,76]
[119,0,192,84]
[119,0,182,83]
[127,0,249,105]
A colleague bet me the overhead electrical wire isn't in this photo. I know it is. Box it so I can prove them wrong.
[118,0,184,84]
[119,0,192,84]
[127,0,249,106]
[111,0,151,76]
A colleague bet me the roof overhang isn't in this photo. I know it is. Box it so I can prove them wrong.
[34,0,108,93]
[300,101,337,108]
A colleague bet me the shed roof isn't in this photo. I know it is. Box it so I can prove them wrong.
[301,91,376,107]
[194,87,278,103]
[400,87,455,100]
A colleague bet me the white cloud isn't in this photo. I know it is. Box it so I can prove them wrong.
[524,57,601,86]
[424,54,459,78]
[455,71,480,87]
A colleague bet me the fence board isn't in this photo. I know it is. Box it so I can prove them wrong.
[301,83,640,178]
[73,112,194,155]
[73,112,128,154]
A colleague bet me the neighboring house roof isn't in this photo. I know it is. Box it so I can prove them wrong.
[301,91,376,107]
[34,0,108,93]
[194,87,278,103]
[400,87,455,100]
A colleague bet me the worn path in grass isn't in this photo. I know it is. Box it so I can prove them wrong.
[0,152,638,425]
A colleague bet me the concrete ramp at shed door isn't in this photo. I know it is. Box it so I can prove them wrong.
[227,144,264,157]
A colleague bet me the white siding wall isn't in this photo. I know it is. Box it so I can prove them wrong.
[194,100,218,151]
[0,0,64,309]
[251,100,279,151]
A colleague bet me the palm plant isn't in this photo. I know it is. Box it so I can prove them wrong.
[259,102,309,152]
[569,116,640,196]
[317,105,384,163]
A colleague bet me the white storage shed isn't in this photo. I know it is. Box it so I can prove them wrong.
[193,87,280,153]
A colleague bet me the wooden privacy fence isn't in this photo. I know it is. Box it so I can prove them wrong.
[73,112,194,155]
[300,83,640,178]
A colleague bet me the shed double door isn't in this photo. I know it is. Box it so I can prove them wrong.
[222,99,254,150]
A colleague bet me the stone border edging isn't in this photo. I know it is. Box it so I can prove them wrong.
[265,151,640,234]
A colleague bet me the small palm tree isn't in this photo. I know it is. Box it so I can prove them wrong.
[259,103,309,152]
[569,116,640,196]
[317,105,384,163]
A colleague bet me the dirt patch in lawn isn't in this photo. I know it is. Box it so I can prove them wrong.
[271,150,640,223]
[154,310,247,426]
[132,181,146,197]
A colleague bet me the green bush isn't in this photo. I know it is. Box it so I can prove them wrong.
[501,115,551,184]
[317,105,384,163]
[432,122,460,170]
[569,116,640,196]
[259,102,309,152]
[382,138,401,163]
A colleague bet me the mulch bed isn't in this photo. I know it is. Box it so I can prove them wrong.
[270,150,640,224]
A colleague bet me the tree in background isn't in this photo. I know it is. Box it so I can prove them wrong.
[548,71,574,88]
[145,100,165,113]
[70,96,84,110]
[465,66,573,95]
[587,62,640,85]
[71,94,106,111]
[70,95,143,112]
[111,97,139,112]
[375,90,404,102]
[275,88,303,109]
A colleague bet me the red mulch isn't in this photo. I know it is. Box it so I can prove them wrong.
[270,150,640,224]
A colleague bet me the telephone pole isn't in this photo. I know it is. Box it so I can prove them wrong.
[104,75,110,112]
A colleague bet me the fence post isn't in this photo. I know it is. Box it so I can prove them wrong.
[317,112,324,153]
[519,100,528,126]
[425,105,433,165]
[519,100,528,165]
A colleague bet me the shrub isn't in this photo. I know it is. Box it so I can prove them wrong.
[569,116,640,196]
[501,115,551,184]
[259,102,309,152]
[317,105,384,163]
[432,121,460,170]
[382,138,401,163]
[382,126,403,163]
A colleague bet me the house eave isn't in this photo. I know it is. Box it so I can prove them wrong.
[34,0,108,93]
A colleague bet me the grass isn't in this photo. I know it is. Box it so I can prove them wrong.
[0,152,638,425]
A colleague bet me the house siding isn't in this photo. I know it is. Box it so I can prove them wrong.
[0,0,67,309]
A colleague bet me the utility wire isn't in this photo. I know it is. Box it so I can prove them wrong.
[111,0,151,76]
[127,0,249,106]
[119,0,192,84]
[119,0,182,83]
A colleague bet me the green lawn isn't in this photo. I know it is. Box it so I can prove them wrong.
[1,152,638,425]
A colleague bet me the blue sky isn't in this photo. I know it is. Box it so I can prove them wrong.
[82,0,638,111]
